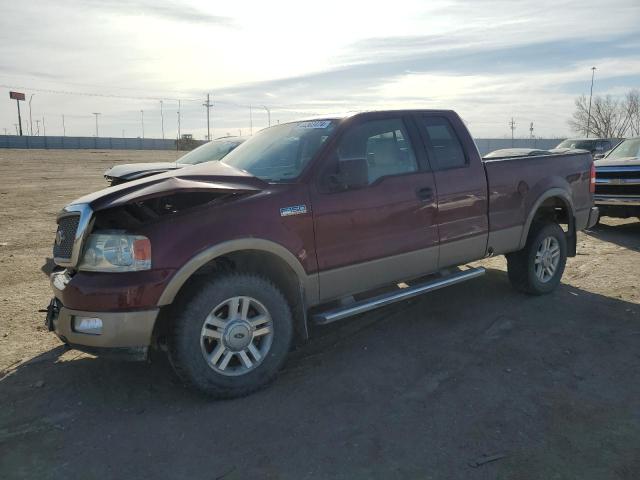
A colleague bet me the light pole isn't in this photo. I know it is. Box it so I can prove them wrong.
[35,119,40,136]
[92,113,101,137]
[42,116,46,136]
[28,94,34,136]
[160,100,165,140]
[586,66,596,138]
[140,109,145,139]
[263,106,271,127]
[203,93,213,140]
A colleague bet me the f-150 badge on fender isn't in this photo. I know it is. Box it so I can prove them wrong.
[280,205,307,217]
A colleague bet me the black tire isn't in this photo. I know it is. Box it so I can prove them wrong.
[168,273,293,398]
[506,222,567,295]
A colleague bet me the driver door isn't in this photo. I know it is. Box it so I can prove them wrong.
[310,114,439,302]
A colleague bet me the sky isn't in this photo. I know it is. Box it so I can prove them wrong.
[0,0,639,140]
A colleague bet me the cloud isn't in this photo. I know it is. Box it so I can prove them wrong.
[74,0,235,26]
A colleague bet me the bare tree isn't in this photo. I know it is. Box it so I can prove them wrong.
[569,89,640,138]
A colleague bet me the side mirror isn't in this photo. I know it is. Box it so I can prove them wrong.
[329,157,369,190]
[594,153,605,160]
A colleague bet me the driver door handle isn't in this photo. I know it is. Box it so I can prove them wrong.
[416,187,434,202]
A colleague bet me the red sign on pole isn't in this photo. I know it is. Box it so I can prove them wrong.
[9,91,25,101]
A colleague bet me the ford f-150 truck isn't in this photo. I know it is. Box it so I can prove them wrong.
[47,110,599,398]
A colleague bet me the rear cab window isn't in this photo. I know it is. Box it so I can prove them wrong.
[418,116,468,170]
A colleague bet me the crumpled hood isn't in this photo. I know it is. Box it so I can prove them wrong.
[595,156,640,168]
[72,161,268,212]
[104,162,180,180]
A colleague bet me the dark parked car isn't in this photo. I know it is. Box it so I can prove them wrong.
[484,148,552,158]
[47,110,597,398]
[104,136,245,185]
[594,137,640,220]
[551,138,621,157]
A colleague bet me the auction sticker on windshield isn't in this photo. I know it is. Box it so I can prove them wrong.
[296,120,332,129]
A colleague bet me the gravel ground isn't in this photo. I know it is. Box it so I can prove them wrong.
[0,149,639,479]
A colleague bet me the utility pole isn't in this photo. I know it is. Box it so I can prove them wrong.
[249,105,253,135]
[62,115,66,136]
[509,118,516,147]
[177,100,181,140]
[140,109,145,139]
[160,100,165,140]
[529,122,534,139]
[35,119,40,136]
[203,93,213,140]
[29,94,34,135]
[263,105,271,127]
[42,116,46,136]
[586,66,596,138]
[92,112,101,137]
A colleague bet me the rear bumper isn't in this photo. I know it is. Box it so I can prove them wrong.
[575,206,600,230]
[586,206,599,228]
[47,298,157,351]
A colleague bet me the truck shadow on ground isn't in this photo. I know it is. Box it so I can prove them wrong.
[2,268,640,479]
[585,218,640,251]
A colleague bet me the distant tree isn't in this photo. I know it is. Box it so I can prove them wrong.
[568,89,640,138]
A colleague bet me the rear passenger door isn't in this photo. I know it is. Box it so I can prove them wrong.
[415,114,488,268]
[311,114,439,302]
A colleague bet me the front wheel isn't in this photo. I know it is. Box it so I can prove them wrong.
[506,222,567,295]
[168,273,293,398]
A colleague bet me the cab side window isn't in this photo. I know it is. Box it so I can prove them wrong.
[337,118,418,184]
[420,116,467,170]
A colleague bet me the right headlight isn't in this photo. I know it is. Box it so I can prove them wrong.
[78,233,151,272]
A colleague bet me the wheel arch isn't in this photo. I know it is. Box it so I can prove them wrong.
[157,239,318,341]
[519,187,576,253]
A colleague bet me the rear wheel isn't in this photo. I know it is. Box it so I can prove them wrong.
[168,273,293,398]
[506,222,567,295]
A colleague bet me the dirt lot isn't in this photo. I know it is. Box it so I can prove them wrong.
[1,149,639,479]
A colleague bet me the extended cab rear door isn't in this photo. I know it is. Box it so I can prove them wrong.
[310,113,439,302]
[413,112,489,268]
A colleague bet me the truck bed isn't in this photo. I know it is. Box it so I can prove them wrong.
[482,152,594,255]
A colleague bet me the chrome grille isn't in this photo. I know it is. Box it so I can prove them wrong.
[53,214,80,260]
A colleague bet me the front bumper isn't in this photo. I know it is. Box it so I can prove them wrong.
[594,195,640,207]
[46,297,157,356]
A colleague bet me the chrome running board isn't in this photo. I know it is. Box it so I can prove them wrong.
[312,267,485,325]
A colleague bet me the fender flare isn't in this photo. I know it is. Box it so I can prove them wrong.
[518,187,575,250]
[156,238,319,307]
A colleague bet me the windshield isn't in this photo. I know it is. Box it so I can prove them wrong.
[556,139,596,150]
[606,138,640,159]
[221,120,337,181]
[178,139,243,165]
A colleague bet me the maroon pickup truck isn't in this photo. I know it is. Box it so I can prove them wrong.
[47,110,598,397]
